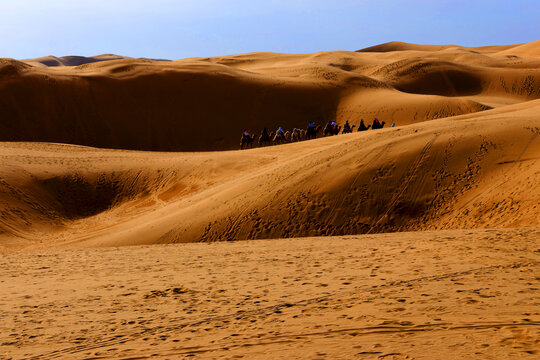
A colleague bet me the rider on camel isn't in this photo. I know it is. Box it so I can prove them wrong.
[343,120,351,133]
[358,119,369,131]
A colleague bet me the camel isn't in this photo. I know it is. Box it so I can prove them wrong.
[273,131,286,144]
[284,131,292,143]
[291,128,302,142]
[323,123,334,136]
[305,125,321,140]
[258,129,272,147]
[324,123,341,136]
[372,119,386,130]
[323,123,333,136]
[240,132,255,149]
[357,120,371,132]
[342,124,356,134]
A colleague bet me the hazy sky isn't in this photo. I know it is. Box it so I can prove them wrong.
[1,0,538,59]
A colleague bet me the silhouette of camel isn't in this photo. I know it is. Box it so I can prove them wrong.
[359,124,371,131]
[258,130,272,147]
[291,128,302,142]
[371,119,386,130]
[284,131,291,142]
[357,120,371,132]
[240,133,255,149]
[342,124,356,134]
[305,125,321,140]
[273,131,286,144]
[324,123,341,136]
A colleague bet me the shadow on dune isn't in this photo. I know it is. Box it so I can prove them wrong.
[0,60,341,151]
[40,175,122,219]
[5,43,540,151]
[395,69,483,96]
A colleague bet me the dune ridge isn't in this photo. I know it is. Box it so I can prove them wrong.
[22,54,128,67]
[1,40,540,151]
[0,41,539,252]
[0,98,538,252]
[498,39,540,57]
[357,41,522,53]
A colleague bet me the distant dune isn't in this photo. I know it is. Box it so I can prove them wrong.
[357,41,459,52]
[357,41,520,53]
[1,40,539,151]
[22,54,128,67]
[498,39,540,57]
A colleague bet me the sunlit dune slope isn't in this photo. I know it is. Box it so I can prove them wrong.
[357,40,520,53]
[1,99,538,251]
[358,41,460,52]
[1,40,540,151]
[498,40,540,58]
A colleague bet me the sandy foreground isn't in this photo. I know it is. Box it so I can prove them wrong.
[1,227,538,359]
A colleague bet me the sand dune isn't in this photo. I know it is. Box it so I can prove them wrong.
[0,98,538,252]
[498,40,540,58]
[1,40,540,151]
[1,41,540,359]
[358,41,460,52]
[357,41,520,53]
[0,42,539,251]
[22,54,128,67]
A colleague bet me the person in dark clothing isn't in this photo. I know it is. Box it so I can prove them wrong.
[358,119,370,131]
[342,120,352,133]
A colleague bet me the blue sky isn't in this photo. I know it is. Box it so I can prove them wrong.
[1,0,538,59]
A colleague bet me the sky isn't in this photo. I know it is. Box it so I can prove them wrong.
[1,0,539,60]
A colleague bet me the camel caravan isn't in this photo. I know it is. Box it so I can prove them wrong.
[240,118,391,149]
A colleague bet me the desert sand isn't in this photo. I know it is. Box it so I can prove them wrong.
[0,41,539,359]
[1,228,538,359]
[1,41,540,151]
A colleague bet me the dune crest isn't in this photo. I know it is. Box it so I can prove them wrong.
[357,41,459,52]
[22,54,128,67]
[498,39,540,57]
[0,99,539,252]
[1,40,539,151]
